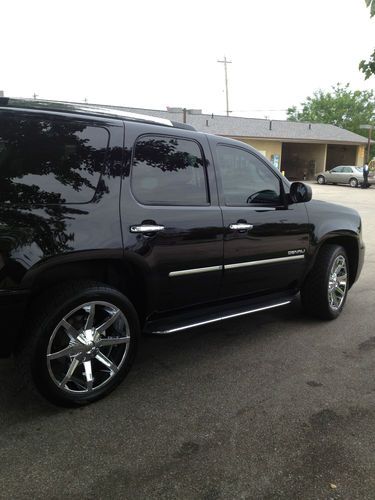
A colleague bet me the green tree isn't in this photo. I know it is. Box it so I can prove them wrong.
[365,0,375,17]
[287,84,375,136]
[359,0,375,79]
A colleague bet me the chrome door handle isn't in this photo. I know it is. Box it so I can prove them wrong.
[229,223,254,231]
[130,224,165,233]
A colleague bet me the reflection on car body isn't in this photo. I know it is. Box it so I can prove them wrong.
[316,165,374,187]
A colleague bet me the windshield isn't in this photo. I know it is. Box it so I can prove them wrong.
[355,167,363,172]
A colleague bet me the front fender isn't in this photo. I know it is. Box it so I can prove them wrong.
[304,200,364,285]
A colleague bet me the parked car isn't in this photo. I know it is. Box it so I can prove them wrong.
[316,165,374,187]
[0,98,365,406]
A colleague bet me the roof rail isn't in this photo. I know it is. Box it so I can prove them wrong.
[0,97,196,131]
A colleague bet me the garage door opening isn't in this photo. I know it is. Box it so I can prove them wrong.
[326,145,357,170]
[281,143,327,181]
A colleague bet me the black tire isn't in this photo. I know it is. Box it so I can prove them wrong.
[16,280,140,407]
[349,178,358,188]
[300,244,349,320]
[317,175,325,185]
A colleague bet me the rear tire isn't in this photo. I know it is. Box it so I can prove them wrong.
[317,175,325,185]
[349,178,358,188]
[16,280,140,407]
[301,245,349,320]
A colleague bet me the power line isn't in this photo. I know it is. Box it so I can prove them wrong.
[231,109,289,112]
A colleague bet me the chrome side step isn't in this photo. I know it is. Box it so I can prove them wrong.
[146,298,293,335]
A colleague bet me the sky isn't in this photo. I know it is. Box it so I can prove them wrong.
[1,0,374,120]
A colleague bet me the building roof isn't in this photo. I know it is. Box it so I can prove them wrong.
[102,105,369,145]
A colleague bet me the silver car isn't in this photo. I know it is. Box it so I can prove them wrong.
[316,165,374,188]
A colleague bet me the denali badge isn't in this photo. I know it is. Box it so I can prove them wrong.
[288,249,306,255]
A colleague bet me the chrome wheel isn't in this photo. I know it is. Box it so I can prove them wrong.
[317,176,325,185]
[328,255,347,311]
[349,178,358,188]
[47,301,130,394]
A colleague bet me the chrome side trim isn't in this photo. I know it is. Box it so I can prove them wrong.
[169,255,305,277]
[169,265,222,277]
[225,255,305,270]
[152,300,292,334]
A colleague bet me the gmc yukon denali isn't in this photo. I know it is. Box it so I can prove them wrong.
[0,98,365,406]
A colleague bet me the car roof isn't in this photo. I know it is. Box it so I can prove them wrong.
[0,97,196,132]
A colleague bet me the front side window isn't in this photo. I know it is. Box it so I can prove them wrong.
[331,167,343,173]
[0,113,109,204]
[216,145,281,206]
[131,135,208,205]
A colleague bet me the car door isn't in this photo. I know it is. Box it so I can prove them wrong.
[121,124,224,313]
[341,166,353,184]
[327,166,344,183]
[210,138,310,299]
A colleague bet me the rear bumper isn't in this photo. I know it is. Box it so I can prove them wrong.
[0,289,29,357]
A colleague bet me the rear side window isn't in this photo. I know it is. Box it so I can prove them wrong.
[0,114,109,204]
[131,135,208,205]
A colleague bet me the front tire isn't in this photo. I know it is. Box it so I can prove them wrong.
[301,245,349,320]
[16,281,140,407]
[317,175,325,185]
[349,178,358,188]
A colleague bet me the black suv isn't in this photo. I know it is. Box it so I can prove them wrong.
[0,98,365,406]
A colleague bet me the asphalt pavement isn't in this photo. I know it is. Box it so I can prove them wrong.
[1,183,375,499]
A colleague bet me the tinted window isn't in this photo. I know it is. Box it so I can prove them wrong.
[216,145,281,206]
[331,167,343,173]
[131,135,208,205]
[342,167,352,173]
[0,114,109,204]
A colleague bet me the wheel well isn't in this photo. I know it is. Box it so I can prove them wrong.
[318,237,358,288]
[27,259,150,325]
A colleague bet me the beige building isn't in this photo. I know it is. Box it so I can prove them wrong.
[102,105,369,180]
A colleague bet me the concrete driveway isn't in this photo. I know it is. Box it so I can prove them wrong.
[1,184,374,499]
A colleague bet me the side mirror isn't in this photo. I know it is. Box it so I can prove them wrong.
[289,182,312,203]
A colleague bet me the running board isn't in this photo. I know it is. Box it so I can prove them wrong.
[144,294,295,335]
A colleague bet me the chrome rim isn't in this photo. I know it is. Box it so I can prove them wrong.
[318,176,324,184]
[350,179,357,187]
[47,301,130,394]
[328,255,348,311]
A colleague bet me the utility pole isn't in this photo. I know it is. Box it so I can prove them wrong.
[217,56,232,117]
[360,124,374,163]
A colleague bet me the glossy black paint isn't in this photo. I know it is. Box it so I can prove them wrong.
[0,101,365,357]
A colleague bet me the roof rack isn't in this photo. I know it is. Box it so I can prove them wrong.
[0,97,196,131]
